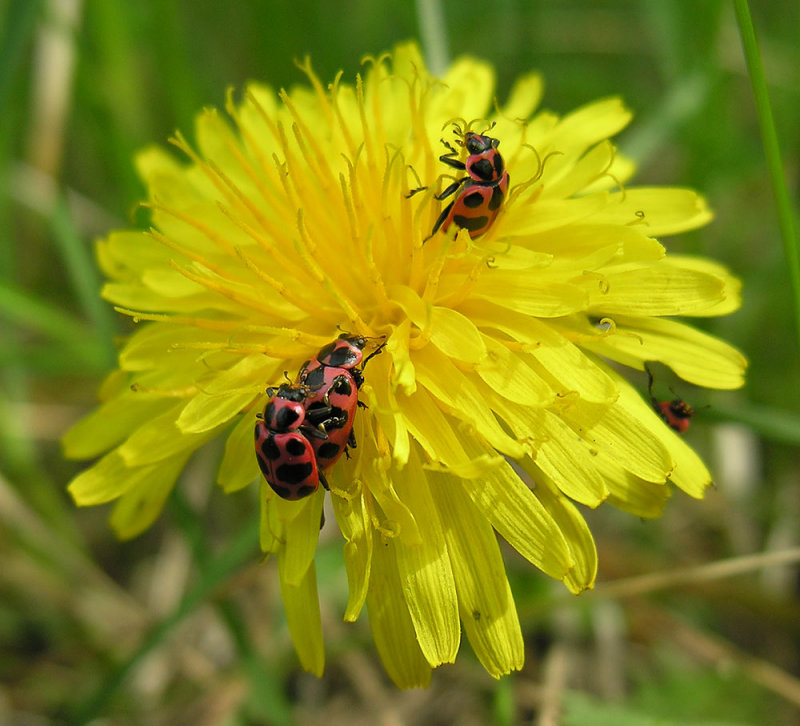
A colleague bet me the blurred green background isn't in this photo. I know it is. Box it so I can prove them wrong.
[1,1,799,724]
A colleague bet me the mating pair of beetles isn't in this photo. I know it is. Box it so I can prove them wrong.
[255,335,384,501]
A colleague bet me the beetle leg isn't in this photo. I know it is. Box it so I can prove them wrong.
[644,363,660,411]
[439,154,466,170]
[304,403,334,426]
[435,177,467,201]
[425,199,455,241]
[300,424,329,440]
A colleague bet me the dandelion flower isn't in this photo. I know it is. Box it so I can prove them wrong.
[64,42,746,687]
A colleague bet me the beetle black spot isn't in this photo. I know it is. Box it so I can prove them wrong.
[327,348,358,367]
[295,484,317,498]
[454,214,489,232]
[302,367,326,389]
[493,154,504,174]
[332,376,353,396]
[471,158,494,181]
[275,406,301,430]
[285,437,308,456]
[261,436,281,461]
[463,190,485,208]
[255,454,271,479]
[488,184,505,211]
[269,481,294,499]
[316,341,336,360]
[276,461,314,484]
[317,442,342,460]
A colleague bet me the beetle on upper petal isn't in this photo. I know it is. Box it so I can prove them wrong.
[409,125,509,241]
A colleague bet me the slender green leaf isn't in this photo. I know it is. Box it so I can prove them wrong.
[0,281,92,342]
[734,0,800,360]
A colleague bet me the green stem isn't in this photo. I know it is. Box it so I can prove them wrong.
[415,0,450,75]
[733,0,800,359]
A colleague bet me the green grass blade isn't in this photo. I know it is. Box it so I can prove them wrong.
[50,197,117,367]
[734,0,800,359]
[415,0,450,75]
[0,281,92,343]
[0,0,44,110]
[708,401,800,446]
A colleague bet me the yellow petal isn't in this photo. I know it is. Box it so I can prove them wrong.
[217,414,259,493]
[545,97,632,151]
[612,371,712,498]
[663,430,712,498]
[601,465,671,519]
[435,56,495,127]
[666,255,742,316]
[366,538,432,689]
[587,262,727,316]
[63,392,172,460]
[534,410,609,507]
[428,306,486,363]
[431,476,524,678]
[177,354,276,434]
[413,344,526,458]
[276,492,324,587]
[499,71,543,120]
[471,272,588,318]
[390,285,487,364]
[355,415,422,544]
[589,188,712,235]
[527,222,664,265]
[109,453,190,539]
[459,439,573,580]
[544,140,616,200]
[278,555,325,677]
[474,338,552,407]
[530,475,598,593]
[385,318,417,395]
[391,450,460,666]
[259,480,282,554]
[399,387,471,467]
[562,393,673,484]
[68,451,148,505]
[506,190,610,237]
[583,314,747,390]
[118,405,215,466]
[369,374,410,468]
[330,488,373,622]
[463,302,617,404]
[120,324,217,371]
